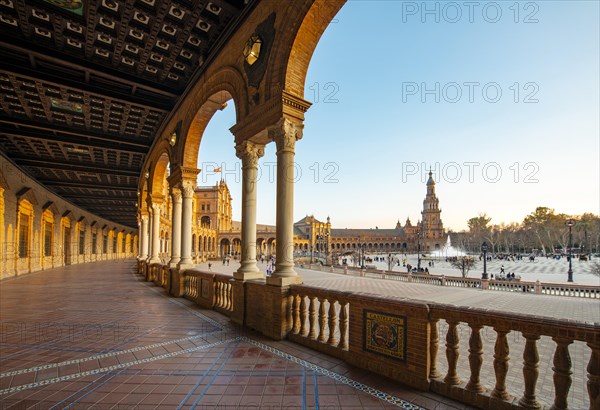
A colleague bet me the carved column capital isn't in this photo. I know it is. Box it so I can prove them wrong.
[170,187,182,203]
[269,118,303,154]
[181,180,195,199]
[151,202,162,213]
[236,141,265,168]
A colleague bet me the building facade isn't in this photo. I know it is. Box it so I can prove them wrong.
[153,171,446,263]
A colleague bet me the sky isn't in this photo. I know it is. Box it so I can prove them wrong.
[196,0,600,232]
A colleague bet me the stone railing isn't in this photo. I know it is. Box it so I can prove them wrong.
[288,286,350,359]
[182,270,233,315]
[428,303,599,410]
[286,284,599,410]
[540,283,600,298]
[317,265,600,299]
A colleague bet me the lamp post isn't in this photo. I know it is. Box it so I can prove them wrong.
[361,243,366,268]
[482,242,488,279]
[417,227,421,270]
[325,231,330,265]
[566,219,575,282]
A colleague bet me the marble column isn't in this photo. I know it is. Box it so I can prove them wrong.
[139,215,149,259]
[178,180,195,268]
[234,141,265,281]
[169,187,182,267]
[148,203,161,264]
[268,119,303,286]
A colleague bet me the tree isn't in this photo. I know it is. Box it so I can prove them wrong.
[449,256,476,278]
[468,213,492,252]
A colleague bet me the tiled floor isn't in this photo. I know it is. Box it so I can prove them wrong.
[0,261,473,409]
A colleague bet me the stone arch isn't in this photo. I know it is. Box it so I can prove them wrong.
[179,67,248,170]
[267,0,346,99]
[147,151,172,199]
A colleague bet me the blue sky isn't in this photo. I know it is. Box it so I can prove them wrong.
[197,0,600,231]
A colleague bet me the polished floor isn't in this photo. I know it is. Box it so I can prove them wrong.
[0,261,473,409]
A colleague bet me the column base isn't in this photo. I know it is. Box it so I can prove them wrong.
[234,270,264,281]
[177,262,194,271]
[266,275,303,287]
[148,257,161,265]
[169,258,180,268]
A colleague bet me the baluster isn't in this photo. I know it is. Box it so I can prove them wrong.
[221,282,226,308]
[466,324,485,393]
[287,294,293,329]
[318,298,327,343]
[444,321,461,385]
[429,319,441,379]
[300,296,308,336]
[327,300,338,346]
[588,342,600,410]
[220,282,225,308]
[292,294,301,334]
[550,337,572,410]
[338,301,348,350]
[492,329,511,400]
[308,296,317,340]
[519,333,541,409]
[215,282,220,307]
[223,282,228,309]
[227,283,232,310]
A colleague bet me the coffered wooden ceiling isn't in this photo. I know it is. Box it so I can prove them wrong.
[0,0,254,227]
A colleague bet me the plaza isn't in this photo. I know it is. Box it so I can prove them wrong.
[0,0,598,409]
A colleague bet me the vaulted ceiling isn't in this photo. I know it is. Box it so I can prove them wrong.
[0,0,255,227]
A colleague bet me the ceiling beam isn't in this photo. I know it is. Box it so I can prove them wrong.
[14,157,140,177]
[0,41,178,100]
[41,180,138,191]
[61,194,136,201]
[0,119,151,152]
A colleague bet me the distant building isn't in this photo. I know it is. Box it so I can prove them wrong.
[156,171,445,261]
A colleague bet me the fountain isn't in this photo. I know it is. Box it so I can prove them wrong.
[431,236,466,258]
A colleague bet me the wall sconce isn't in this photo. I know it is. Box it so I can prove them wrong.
[243,34,262,66]
[169,132,177,146]
[145,171,150,179]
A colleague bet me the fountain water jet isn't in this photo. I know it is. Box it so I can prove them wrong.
[431,236,466,258]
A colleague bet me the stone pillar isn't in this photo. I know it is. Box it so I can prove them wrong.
[234,141,265,281]
[178,180,195,269]
[148,203,161,264]
[169,187,182,268]
[267,119,303,286]
[139,215,149,260]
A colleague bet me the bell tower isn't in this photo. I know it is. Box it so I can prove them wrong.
[421,169,445,250]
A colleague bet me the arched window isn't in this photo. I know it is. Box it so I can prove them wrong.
[42,209,55,258]
[17,199,34,259]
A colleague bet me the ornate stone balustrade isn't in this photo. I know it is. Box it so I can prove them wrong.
[288,286,350,359]
[286,284,599,409]
[181,270,233,315]
[428,303,599,409]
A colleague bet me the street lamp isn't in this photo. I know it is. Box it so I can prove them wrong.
[482,242,489,279]
[325,231,330,265]
[361,243,366,268]
[417,227,421,271]
[566,219,575,282]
